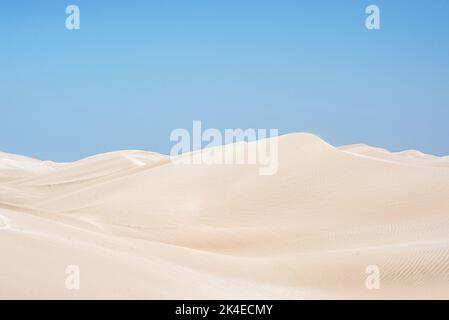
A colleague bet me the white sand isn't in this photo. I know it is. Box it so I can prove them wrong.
[1,133,449,299]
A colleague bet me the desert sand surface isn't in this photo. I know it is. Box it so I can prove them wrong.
[1,133,449,299]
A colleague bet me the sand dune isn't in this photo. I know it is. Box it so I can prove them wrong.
[0,152,60,183]
[1,133,449,299]
[339,144,449,167]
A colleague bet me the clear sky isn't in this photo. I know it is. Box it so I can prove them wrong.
[1,0,449,161]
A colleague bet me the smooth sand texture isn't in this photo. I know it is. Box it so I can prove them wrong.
[1,133,449,299]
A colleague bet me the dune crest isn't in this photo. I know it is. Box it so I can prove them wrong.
[1,134,449,299]
[339,143,448,167]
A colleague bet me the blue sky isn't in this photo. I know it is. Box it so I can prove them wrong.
[1,0,448,161]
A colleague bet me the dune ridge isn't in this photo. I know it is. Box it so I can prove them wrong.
[1,133,449,299]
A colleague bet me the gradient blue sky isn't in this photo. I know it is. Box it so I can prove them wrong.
[1,0,449,161]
